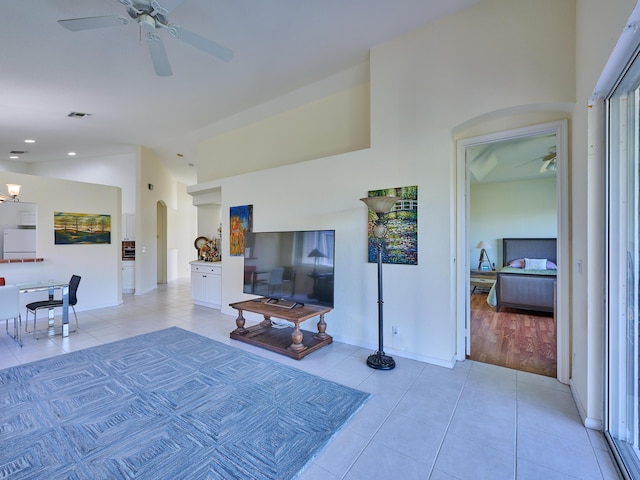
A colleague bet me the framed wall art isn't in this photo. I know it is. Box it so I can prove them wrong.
[365,185,417,265]
[229,205,253,256]
[54,212,111,245]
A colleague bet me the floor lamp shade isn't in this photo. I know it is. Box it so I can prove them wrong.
[360,196,400,219]
[360,195,399,370]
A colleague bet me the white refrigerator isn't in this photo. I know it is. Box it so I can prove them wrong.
[3,228,36,259]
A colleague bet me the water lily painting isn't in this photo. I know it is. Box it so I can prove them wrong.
[366,186,417,265]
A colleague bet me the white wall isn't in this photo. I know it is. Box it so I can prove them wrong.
[573,0,637,428]
[198,84,371,181]
[0,171,120,311]
[197,204,222,245]
[470,178,558,267]
[0,161,29,175]
[137,147,197,292]
[195,0,576,369]
[170,182,198,278]
[28,150,197,286]
[29,153,137,213]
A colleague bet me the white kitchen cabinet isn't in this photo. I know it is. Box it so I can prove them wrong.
[190,262,221,308]
[18,211,37,227]
[122,262,135,293]
[122,213,136,240]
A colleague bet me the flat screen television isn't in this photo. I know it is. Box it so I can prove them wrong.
[243,229,335,308]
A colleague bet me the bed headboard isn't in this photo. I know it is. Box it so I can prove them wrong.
[502,238,557,266]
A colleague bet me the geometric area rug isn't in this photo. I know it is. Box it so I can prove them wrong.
[0,327,370,479]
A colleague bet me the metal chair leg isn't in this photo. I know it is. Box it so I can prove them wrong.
[6,315,22,347]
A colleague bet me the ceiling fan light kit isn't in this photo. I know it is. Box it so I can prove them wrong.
[138,14,157,30]
[58,0,233,76]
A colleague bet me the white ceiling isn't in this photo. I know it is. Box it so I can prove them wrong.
[0,0,480,185]
[467,133,558,184]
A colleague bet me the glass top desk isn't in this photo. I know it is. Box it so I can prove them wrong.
[17,280,70,337]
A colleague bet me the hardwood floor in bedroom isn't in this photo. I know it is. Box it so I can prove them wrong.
[468,290,557,377]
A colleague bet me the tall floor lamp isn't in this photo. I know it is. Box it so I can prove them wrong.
[360,195,400,370]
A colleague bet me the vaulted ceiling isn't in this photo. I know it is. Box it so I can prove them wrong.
[468,133,558,185]
[1,0,480,184]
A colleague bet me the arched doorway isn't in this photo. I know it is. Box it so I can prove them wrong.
[456,120,569,383]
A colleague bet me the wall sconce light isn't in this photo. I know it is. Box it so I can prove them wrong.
[0,184,21,202]
[476,240,493,271]
[360,195,400,370]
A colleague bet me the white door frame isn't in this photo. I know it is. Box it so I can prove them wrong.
[455,119,570,384]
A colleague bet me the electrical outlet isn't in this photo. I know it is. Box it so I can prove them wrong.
[392,326,399,335]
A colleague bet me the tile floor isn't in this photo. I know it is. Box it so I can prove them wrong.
[0,279,622,480]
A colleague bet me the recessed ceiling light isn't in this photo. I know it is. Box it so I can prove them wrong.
[68,152,76,156]
[24,139,35,143]
[9,156,19,159]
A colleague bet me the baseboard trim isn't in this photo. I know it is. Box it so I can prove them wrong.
[331,334,457,369]
[570,379,603,430]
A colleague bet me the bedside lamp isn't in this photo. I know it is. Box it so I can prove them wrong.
[476,240,493,271]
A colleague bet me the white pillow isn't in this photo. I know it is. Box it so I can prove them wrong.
[524,258,547,270]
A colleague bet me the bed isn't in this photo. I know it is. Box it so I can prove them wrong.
[487,238,557,313]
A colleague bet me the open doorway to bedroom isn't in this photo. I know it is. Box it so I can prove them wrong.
[468,133,557,376]
[456,120,569,383]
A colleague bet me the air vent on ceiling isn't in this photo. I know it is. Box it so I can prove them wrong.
[10,150,26,154]
[67,112,92,118]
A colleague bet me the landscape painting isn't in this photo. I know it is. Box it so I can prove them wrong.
[54,212,111,245]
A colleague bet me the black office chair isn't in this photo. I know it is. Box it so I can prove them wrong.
[26,275,81,333]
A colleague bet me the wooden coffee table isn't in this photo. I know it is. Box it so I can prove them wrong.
[229,299,333,359]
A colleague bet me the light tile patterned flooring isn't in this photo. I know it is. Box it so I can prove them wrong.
[0,279,621,479]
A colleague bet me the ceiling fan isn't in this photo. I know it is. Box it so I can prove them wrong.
[57,0,233,76]
[516,145,557,174]
[538,146,557,173]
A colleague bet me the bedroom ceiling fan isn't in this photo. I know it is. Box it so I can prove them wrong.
[516,145,557,174]
[538,146,557,173]
[57,0,233,76]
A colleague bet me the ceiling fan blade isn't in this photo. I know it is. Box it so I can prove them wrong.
[58,16,129,31]
[539,159,553,174]
[117,0,144,15]
[150,0,187,16]
[146,33,172,76]
[168,25,233,62]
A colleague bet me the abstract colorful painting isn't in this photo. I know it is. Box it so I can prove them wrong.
[54,212,111,245]
[229,205,253,256]
[366,186,417,265]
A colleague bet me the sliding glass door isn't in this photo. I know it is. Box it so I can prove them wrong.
[607,50,640,478]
